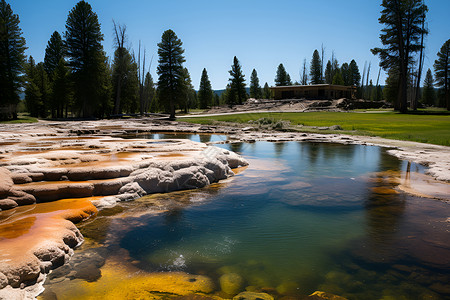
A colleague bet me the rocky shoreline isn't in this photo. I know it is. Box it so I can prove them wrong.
[0,118,449,299]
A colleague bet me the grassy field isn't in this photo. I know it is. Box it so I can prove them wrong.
[182,111,450,146]
[0,114,38,124]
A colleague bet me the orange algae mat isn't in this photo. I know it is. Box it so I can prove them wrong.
[0,198,98,264]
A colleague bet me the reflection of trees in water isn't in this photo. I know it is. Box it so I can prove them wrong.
[321,143,356,163]
[298,142,357,166]
[199,134,211,143]
[362,152,405,260]
[228,142,243,154]
[161,133,193,140]
[273,142,285,157]
[300,142,321,164]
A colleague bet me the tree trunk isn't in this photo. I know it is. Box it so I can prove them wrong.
[413,9,425,111]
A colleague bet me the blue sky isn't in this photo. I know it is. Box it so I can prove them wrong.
[11,0,450,90]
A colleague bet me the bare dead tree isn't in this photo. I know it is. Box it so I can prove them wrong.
[112,20,127,115]
[136,40,147,115]
[321,44,325,83]
[376,67,381,100]
[366,62,371,99]
[361,61,367,99]
[301,58,308,85]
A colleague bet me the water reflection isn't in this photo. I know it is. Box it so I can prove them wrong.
[39,141,450,300]
[273,142,286,157]
[227,142,244,154]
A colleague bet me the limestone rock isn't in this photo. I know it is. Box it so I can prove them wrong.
[220,273,245,296]
[0,168,13,198]
[7,190,35,206]
[0,199,17,210]
[10,173,32,184]
[0,273,7,289]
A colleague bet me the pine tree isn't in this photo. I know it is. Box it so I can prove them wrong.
[383,68,399,104]
[286,74,292,85]
[157,29,185,119]
[116,49,139,114]
[348,60,361,87]
[263,82,271,99]
[324,60,333,84]
[44,31,64,80]
[250,69,262,98]
[371,0,428,112]
[227,56,247,106]
[44,31,67,118]
[433,39,450,110]
[275,63,290,86]
[181,67,195,113]
[51,58,71,118]
[341,63,350,86]
[65,0,110,118]
[421,68,435,106]
[24,56,41,117]
[310,49,322,84]
[35,62,50,117]
[198,68,213,109]
[143,72,155,112]
[332,70,344,85]
[0,0,27,120]
[112,47,138,114]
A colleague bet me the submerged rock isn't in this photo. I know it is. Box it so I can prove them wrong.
[219,273,245,296]
[309,291,348,300]
[233,291,274,300]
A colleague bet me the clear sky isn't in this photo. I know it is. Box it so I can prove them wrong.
[11,0,450,90]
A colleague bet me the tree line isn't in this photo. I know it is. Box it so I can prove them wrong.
[1,0,449,121]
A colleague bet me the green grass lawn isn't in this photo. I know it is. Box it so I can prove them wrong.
[182,111,450,146]
[0,114,38,124]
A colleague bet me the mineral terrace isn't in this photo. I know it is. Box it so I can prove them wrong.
[0,118,449,299]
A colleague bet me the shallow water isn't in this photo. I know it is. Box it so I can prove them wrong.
[41,139,450,299]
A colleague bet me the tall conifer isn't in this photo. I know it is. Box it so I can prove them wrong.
[434,39,450,110]
[371,0,428,112]
[65,0,110,117]
[44,31,64,80]
[227,56,247,106]
[310,50,322,84]
[198,68,213,109]
[0,0,27,119]
[421,69,435,106]
[249,69,262,99]
[157,29,185,119]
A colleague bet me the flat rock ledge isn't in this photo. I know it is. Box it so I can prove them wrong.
[0,137,248,211]
[0,124,248,298]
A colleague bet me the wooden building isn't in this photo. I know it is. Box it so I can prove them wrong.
[270,84,356,100]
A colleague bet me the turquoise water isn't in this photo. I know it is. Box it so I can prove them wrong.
[116,141,449,299]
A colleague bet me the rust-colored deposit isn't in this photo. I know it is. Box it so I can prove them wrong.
[0,198,97,287]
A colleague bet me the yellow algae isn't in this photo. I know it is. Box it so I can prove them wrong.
[370,187,399,195]
[309,291,348,300]
[231,165,248,175]
[42,256,215,300]
[365,169,450,200]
